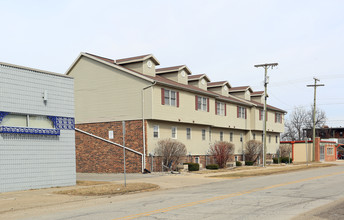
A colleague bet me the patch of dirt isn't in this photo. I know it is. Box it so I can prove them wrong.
[55,182,159,196]
[76,180,109,186]
[210,163,335,178]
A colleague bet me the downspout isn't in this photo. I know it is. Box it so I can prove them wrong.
[142,81,156,172]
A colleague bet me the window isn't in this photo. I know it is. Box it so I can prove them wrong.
[240,133,243,142]
[196,96,208,111]
[259,109,264,121]
[171,127,177,139]
[195,157,200,164]
[186,128,191,139]
[108,130,114,139]
[237,106,246,119]
[275,113,282,123]
[230,132,233,142]
[161,88,179,107]
[153,125,159,138]
[262,134,264,141]
[275,135,278,143]
[269,135,271,143]
[327,147,334,155]
[1,114,54,129]
[202,129,206,141]
[253,133,256,140]
[220,131,223,141]
[216,102,226,116]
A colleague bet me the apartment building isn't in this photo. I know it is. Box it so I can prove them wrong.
[66,53,286,173]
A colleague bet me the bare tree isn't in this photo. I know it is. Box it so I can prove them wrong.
[282,105,326,141]
[279,144,292,157]
[209,141,235,168]
[154,139,187,170]
[245,140,263,163]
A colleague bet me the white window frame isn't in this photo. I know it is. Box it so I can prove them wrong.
[202,129,206,141]
[260,109,264,121]
[164,89,177,106]
[253,133,256,140]
[108,130,114,139]
[186,128,191,140]
[171,126,177,139]
[216,102,225,116]
[238,106,246,119]
[153,125,159,138]
[197,96,208,111]
[240,133,243,142]
[195,157,200,164]
[220,131,224,141]
[276,113,282,123]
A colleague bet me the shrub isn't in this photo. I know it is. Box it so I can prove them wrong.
[281,157,293,163]
[236,161,242,166]
[188,163,200,171]
[154,139,187,170]
[273,157,293,164]
[209,141,235,168]
[206,164,219,170]
[245,161,254,166]
[245,140,262,163]
[273,157,279,164]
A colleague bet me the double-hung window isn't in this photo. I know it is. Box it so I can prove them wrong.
[230,132,233,142]
[275,113,282,123]
[216,102,226,116]
[237,106,246,119]
[171,127,177,139]
[259,109,264,120]
[153,125,159,138]
[186,128,191,140]
[196,96,209,111]
[161,88,179,107]
[220,131,223,141]
[202,129,206,141]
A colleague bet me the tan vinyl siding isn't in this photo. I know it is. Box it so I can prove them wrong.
[68,56,153,123]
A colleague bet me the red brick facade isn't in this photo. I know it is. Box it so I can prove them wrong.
[76,120,146,173]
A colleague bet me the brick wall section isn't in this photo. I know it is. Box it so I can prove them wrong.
[76,120,145,173]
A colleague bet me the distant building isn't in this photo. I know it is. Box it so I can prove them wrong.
[304,127,344,143]
[67,53,286,173]
[0,62,75,192]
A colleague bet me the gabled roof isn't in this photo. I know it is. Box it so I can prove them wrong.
[228,86,253,93]
[188,74,211,82]
[207,81,231,88]
[156,65,192,75]
[251,91,264,96]
[250,100,287,113]
[66,52,285,109]
[116,54,160,65]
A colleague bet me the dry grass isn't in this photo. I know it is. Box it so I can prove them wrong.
[76,180,110,186]
[195,166,260,174]
[55,182,159,196]
[210,163,335,178]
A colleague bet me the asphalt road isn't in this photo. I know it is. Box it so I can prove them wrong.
[25,165,344,220]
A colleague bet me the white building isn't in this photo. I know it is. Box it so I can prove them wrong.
[0,62,75,192]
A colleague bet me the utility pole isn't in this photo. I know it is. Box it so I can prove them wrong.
[307,78,324,161]
[254,63,278,167]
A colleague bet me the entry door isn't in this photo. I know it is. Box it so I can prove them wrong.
[320,145,325,161]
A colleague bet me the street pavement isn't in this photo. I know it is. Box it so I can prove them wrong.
[23,165,344,220]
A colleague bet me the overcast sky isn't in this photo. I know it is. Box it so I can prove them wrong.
[1,0,343,127]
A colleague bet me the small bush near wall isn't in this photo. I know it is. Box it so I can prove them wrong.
[206,164,219,170]
[236,161,242,166]
[185,163,200,171]
[245,161,254,166]
[273,157,293,164]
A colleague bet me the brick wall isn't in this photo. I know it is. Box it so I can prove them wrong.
[76,120,145,173]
